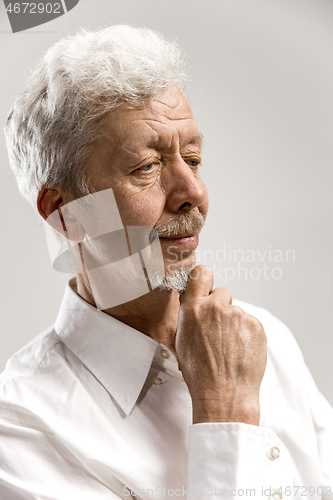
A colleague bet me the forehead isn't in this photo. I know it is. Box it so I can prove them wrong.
[103,86,202,152]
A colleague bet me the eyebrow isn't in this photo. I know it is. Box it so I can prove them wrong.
[185,133,204,147]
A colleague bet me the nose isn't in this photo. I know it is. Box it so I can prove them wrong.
[163,155,207,214]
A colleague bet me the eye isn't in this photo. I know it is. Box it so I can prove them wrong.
[135,161,160,174]
[184,158,201,168]
[139,163,155,172]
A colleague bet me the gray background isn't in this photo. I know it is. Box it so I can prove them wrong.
[0,0,332,405]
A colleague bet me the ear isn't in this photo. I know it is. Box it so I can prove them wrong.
[37,186,63,221]
[37,187,86,242]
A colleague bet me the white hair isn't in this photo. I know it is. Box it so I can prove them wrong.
[149,264,196,295]
[4,25,187,209]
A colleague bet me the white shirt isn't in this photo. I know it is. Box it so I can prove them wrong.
[0,279,332,500]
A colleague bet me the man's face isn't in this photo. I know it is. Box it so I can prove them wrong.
[86,85,209,275]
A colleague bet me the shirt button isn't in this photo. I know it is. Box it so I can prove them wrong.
[152,376,163,386]
[160,348,170,359]
[268,446,280,460]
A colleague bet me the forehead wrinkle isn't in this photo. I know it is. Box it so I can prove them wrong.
[140,119,179,152]
[117,120,159,159]
[107,114,200,164]
[152,98,178,110]
[143,116,194,123]
[121,124,201,158]
[120,144,143,162]
[142,117,199,138]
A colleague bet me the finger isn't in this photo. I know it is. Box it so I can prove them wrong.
[210,287,233,306]
[180,265,214,302]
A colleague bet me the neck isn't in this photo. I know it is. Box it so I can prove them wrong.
[76,274,181,356]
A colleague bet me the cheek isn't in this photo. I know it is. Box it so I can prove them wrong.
[112,183,167,227]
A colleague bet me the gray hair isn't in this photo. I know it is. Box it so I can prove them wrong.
[5,24,187,209]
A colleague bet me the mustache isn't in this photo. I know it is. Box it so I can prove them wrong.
[153,211,206,238]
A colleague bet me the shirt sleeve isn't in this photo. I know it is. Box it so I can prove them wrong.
[300,363,333,495]
[188,422,301,499]
[273,312,333,496]
[187,307,333,500]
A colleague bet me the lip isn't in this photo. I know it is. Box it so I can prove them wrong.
[159,231,199,248]
[161,231,198,239]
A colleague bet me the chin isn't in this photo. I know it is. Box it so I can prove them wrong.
[147,254,196,295]
[151,264,196,295]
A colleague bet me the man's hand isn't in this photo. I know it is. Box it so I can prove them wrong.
[175,265,267,426]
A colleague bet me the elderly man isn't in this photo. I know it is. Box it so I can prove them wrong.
[1,25,332,499]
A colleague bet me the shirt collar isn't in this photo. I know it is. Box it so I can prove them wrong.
[55,279,159,416]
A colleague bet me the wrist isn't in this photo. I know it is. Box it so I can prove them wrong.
[192,396,260,425]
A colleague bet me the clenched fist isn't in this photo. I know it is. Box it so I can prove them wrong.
[175,266,267,425]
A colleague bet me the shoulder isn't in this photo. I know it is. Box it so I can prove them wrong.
[232,298,295,339]
[0,325,61,385]
[0,326,64,430]
[232,298,305,364]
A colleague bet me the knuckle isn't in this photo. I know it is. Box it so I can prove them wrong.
[231,305,244,316]
[193,265,213,277]
[248,314,259,325]
[249,317,267,341]
[220,287,233,303]
[252,316,264,332]
[223,305,244,321]
[261,327,268,343]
